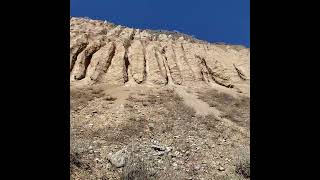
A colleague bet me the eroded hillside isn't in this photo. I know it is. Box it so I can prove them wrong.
[70,17,250,93]
[70,17,250,180]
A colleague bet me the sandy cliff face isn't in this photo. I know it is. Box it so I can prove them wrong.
[70,17,250,92]
[70,17,250,179]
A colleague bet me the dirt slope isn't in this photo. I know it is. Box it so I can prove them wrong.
[70,17,250,180]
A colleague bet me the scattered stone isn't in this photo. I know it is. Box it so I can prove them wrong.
[95,158,102,163]
[154,151,167,156]
[218,166,225,171]
[151,145,166,151]
[108,148,128,168]
[194,165,201,171]
[149,168,157,176]
[148,123,155,130]
[172,162,178,167]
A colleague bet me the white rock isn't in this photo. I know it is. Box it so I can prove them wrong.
[108,149,127,168]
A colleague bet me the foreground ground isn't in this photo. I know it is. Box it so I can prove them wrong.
[70,83,250,180]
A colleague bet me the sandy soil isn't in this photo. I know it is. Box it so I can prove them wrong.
[70,83,250,180]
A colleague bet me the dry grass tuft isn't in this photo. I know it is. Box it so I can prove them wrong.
[235,147,250,179]
[197,89,250,127]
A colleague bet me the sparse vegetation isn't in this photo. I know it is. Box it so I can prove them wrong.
[91,88,104,95]
[197,89,250,127]
[235,147,250,179]
[122,156,150,180]
[70,87,106,110]
[98,29,108,35]
[145,29,207,44]
[71,86,249,179]
[70,16,249,180]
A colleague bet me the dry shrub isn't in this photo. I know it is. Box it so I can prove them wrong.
[235,147,250,179]
[197,89,250,127]
[122,155,150,180]
[70,87,106,110]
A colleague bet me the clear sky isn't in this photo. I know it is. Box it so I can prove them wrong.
[71,0,250,47]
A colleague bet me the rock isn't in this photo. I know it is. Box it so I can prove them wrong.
[72,41,103,80]
[108,149,128,168]
[162,42,182,85]
[218,166,225,171]
[103,43,127,85]
[194,165,201,171]
[87,42,116,82]
[95,158,102,163]
[158,34,168,41]
[151,145,166,151]
[178,37,184,41]
[145,42,168,85]
[166,147,173,152]
[128,40,145,83]
[149,168,157,176]
[172,162,178,167]
[148,123,155,130]
[155,151,167,156]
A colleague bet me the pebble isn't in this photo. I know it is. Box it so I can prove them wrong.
[95,158,102,163]
[148,123,155,130]
[155,151,166,156]
[166,147,173,152]
[218,167,225,171]
[194,165,201,171]
[172,162,178,167]
[151,145,166,151]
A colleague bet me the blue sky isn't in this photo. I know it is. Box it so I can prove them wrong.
[71,0,250,47]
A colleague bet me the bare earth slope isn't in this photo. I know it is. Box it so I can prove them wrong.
[70,17,250,180]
